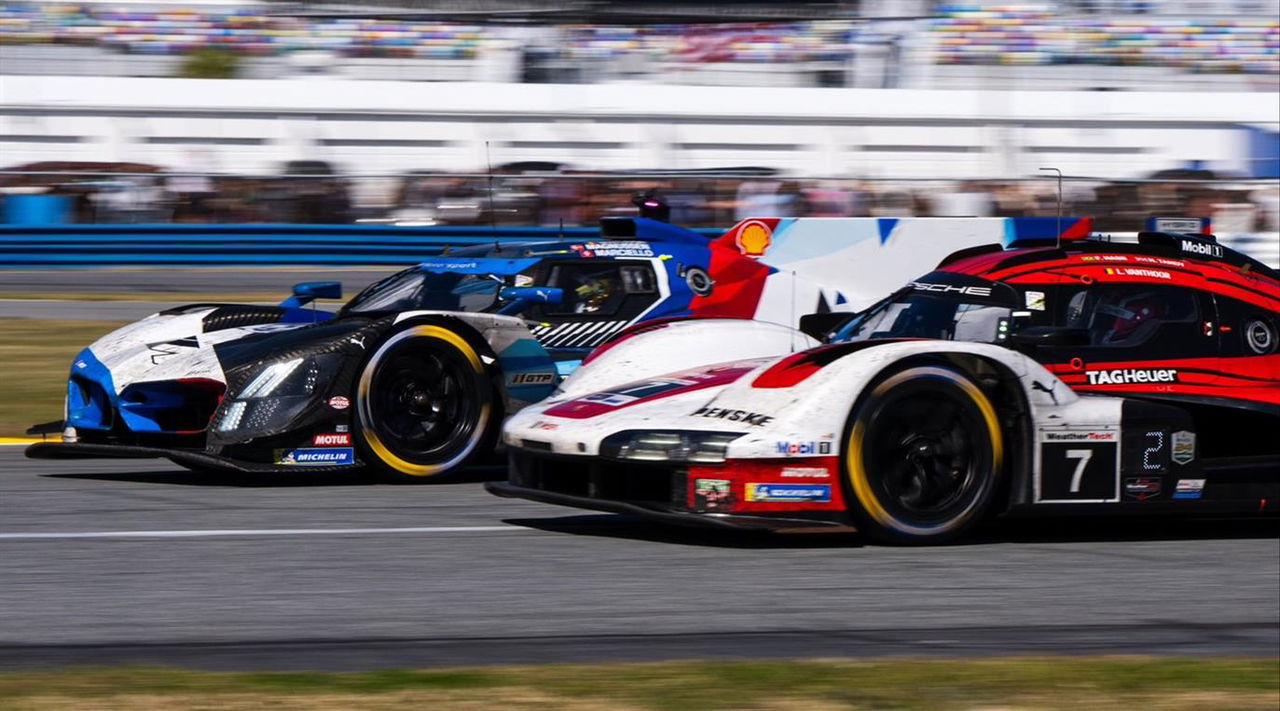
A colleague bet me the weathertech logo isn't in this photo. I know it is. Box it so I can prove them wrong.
[1043,431,1117,442]
[1086,368,1178,385]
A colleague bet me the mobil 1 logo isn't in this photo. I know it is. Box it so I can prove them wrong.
[1037,428,1120,502]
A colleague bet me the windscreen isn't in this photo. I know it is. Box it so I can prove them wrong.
[842,274,1017,345]
[341,269,505,315]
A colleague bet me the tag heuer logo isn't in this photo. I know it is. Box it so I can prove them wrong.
[1171,430,1196,465]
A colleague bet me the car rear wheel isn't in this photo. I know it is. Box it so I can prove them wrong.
[841,364,1003,544]
[355,323,496,483]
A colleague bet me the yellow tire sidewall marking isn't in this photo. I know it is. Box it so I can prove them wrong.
[358,324,490,477]
[846,366,1003,538]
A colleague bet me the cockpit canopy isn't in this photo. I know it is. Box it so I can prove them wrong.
[837,272,1021,346]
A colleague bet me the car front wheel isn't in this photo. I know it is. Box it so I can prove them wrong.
[355,322,496,483]
[841,364,1003,544]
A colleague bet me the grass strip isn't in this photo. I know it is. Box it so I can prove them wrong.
[0,657,1275,710]
[0,318,130,437]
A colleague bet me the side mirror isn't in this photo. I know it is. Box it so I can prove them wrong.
[280,281,342,308]
[799,312,855,342]
[499,286,563,305]
[496,286,563,315]
[1010,326,1090,349]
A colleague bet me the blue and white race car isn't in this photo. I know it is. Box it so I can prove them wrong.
[25,216,857,481]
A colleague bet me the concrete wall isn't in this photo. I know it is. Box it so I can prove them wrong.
[2,76,1277,179]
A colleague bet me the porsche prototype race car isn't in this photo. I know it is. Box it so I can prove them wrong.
[490,227,1280,542]
[25,215,885,481]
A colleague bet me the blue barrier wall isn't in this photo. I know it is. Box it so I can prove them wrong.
[0,224,726,268]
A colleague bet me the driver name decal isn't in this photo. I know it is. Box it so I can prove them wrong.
[571,241,654,258]
[1085,368,1178,385]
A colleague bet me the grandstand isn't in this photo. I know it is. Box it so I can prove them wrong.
[0,1,1274,87]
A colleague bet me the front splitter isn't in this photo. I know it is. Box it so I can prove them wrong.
[486,481,854,534]
[25,442,361,475]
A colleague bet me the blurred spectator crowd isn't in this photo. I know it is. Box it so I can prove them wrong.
[933,3,1278,74]
[0,1,1274,74]
[3,163,1276,234]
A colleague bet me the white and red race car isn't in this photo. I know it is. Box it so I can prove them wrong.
[488,229,1280,543]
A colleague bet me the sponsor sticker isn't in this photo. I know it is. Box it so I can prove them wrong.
[328,396,351,410]
[508,371,556,386]
[1179,239,1223,259]
[1085,369,1178,386]
[775,440,833,456]
[276,447,355,466]
[335,424,349,433]
[780,467,830,479]
[734,220,773,257]
[1041,430,1117,442]
[1123,476,1163,501]
[909,282,992,297]
[312,433,351,446]
[692,478,734,510]
[1173,478,1205,499]
[531,420,559,431]
[1171,430,1196,465]
[1024,290,1046,311]
[746,483,831,503]
[692,407,773,426]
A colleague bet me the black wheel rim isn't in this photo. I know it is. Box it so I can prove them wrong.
[367,339,483,463]
[861,379,992,527]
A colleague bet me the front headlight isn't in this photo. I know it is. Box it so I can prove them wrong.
[212,354,341,436]
[599,430,743,464]
[239,358,305,398]
[233,353,342,400]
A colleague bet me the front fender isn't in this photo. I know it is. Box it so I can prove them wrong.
[703,341,1073,460]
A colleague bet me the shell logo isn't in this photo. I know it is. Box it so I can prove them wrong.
[735,220,773,257]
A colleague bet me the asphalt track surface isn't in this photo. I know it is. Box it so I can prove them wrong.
[1,448,1277,671]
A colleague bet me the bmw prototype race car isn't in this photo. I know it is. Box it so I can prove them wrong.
[25,216,879,481]
[490,227,1280,542]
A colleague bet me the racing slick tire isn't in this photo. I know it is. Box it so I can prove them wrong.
[841,364,1004,545]
[354,320,498,484]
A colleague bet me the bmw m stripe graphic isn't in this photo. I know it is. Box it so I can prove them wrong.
[531,321,628,347]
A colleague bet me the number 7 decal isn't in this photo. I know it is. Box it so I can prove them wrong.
[1066,448,1093,493]
[1036,431,1119,503]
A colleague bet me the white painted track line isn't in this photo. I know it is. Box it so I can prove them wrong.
[0,525,525,540]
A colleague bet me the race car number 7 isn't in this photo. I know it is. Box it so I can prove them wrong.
[1066,449,1093,493]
